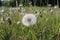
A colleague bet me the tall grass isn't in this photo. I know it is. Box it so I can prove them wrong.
[0,7,60,40]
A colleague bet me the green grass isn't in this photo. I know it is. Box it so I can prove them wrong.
[0,7,60,40]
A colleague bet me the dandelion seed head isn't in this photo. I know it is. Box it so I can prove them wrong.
[22,14,37,26]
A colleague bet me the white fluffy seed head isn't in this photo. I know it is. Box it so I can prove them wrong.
[22,14,37,26]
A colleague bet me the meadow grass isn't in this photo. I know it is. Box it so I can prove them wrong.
[0,7,60,40]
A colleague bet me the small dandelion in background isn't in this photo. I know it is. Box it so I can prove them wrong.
[22,14,37,27]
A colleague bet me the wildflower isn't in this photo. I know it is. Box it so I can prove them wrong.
[22,14,37,26]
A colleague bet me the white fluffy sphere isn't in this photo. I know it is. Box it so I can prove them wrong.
[22,14,37,26]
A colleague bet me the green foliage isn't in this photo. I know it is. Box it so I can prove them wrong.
[0,7,60,40]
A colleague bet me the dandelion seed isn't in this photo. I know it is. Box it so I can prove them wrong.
[22,14,37,26]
